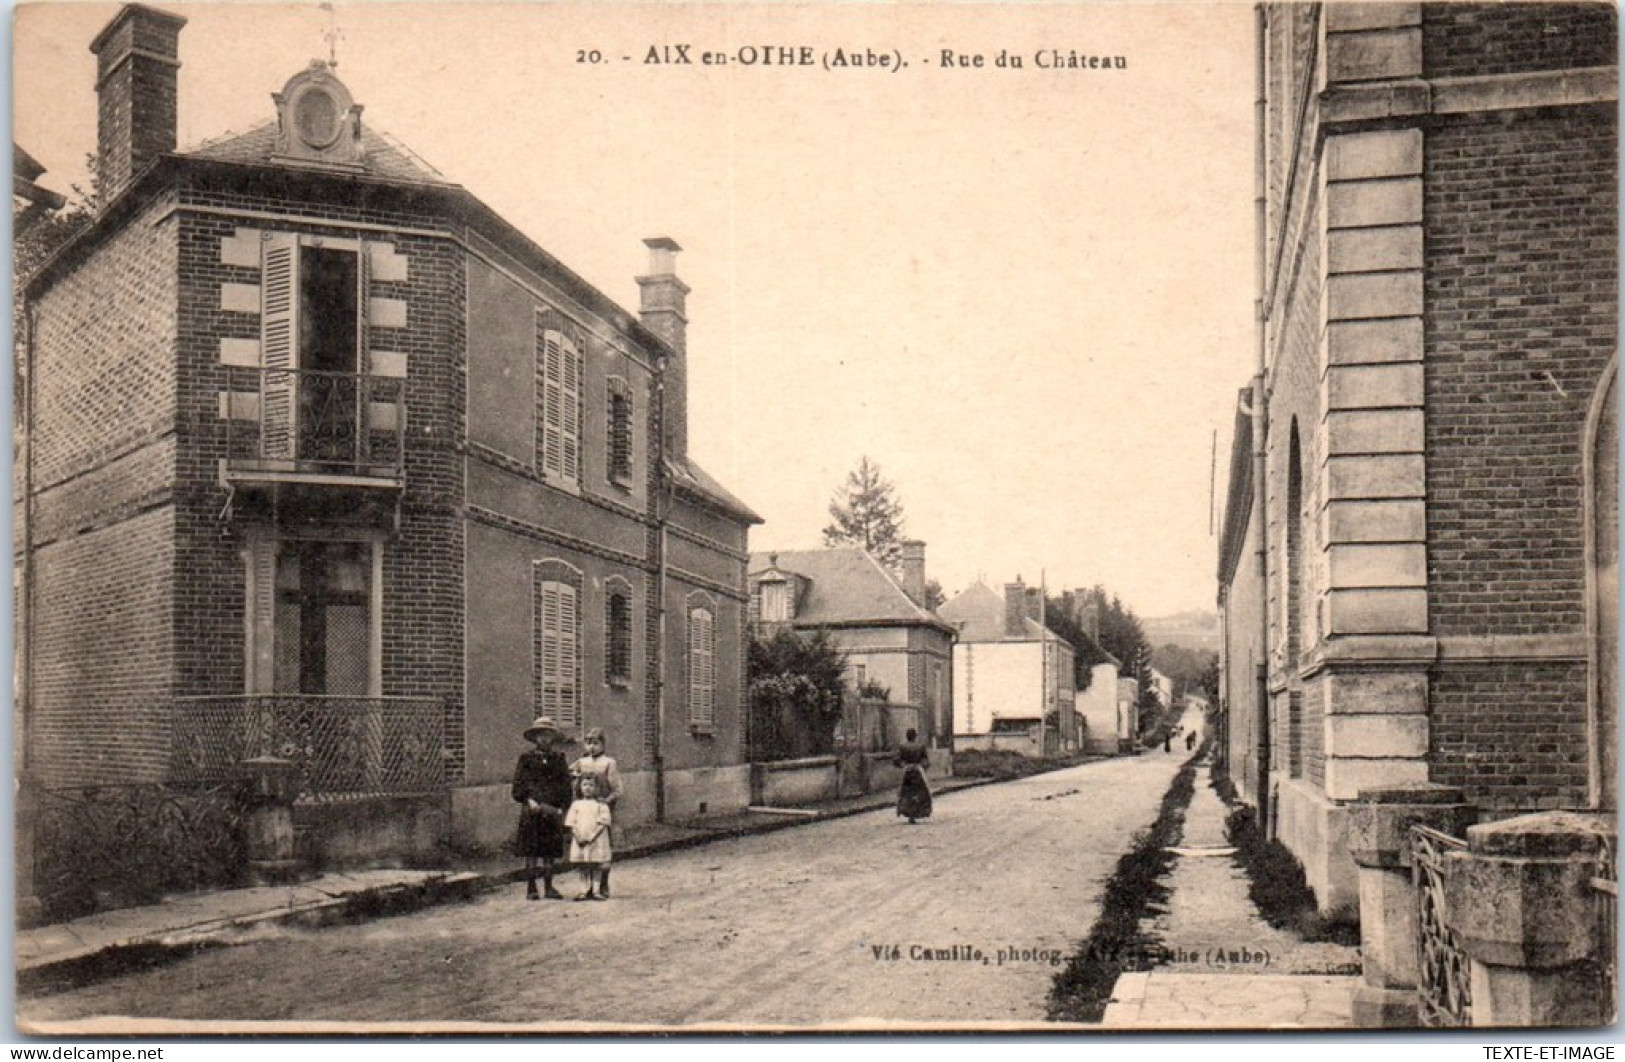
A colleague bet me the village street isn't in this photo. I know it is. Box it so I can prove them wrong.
[20,751,1190,1029]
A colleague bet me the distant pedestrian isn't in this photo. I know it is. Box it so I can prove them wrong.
[895,728,932,824]
[1163,733,1172,754]
[1186,731,1196,752]
[565,774,613,901]
[512,716,574,900]
[571,726,623,897]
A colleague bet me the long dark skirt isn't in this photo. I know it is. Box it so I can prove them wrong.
[897,767,933,821]
[516,808,567,860]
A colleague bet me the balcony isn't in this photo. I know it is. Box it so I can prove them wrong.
[172,695,447,801]
[220,365,406,487]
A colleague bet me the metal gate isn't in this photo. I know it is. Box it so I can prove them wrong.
[1412,823,1473,1026]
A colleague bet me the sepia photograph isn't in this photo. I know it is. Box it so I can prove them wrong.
[7,0,1619,1036]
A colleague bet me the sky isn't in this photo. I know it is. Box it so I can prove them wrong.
[12,0,1259,618]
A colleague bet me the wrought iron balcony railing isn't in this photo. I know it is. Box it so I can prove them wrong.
[173,695,447,801]
[220,366,406,481]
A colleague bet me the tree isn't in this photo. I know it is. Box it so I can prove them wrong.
[822,456,907,573]
[747,628,848,760]
[1150,643,1220,704]
[923,579,947,611]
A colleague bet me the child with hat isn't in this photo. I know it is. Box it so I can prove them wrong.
[512,716,574,900]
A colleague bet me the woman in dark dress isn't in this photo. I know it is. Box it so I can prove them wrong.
[513,716,575,900]
[895,728,932,824]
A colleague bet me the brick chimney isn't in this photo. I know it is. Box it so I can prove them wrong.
[1072,587,1101,640]
[637,237,689,463]
[1025,587,1044,623]
[1004,579,1027,638]
[900,540,927,606]
[90,4,187,207]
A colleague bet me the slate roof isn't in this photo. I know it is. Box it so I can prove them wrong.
[670,459,763,524]
[748,548,952,632]
[183,119,451,185]
[936,579,1074,649]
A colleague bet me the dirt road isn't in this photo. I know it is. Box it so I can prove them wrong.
[21,752,1188,1030]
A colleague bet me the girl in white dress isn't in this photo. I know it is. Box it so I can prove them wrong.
[564,774,613,901]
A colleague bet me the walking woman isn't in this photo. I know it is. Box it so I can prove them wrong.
[512,716,574,900]
[895,728,933,824]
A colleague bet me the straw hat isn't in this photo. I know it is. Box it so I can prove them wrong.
[524,716,563,742]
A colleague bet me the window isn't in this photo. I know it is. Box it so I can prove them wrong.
[605,580,632,686]
[247,537,375,697]
[688,603,716,730]
[537,322,583,486]
[260,235,367,465]
[759,579,789,622]
[607,377,633,485]
[535,567,582,728]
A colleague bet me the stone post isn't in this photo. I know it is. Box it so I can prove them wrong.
[1444,812,1616,1027]
[1347,783,1476,1027]
[239,756,304,885]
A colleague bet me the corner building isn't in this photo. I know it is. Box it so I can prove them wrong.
[1218,2,1617,915]
[20,5,760,865]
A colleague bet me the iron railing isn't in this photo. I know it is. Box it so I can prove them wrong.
[1594,834,1617,1021]
[221,366,406,479]
[1412,823,1473,1027]
[173,695,446,800]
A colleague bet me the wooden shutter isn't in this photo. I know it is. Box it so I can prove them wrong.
[539,327,564,479]
[560,337,581,483]
[247,538,278,694]
[260,234,300,461]
[538,579,581,727]
[690,607,715,728]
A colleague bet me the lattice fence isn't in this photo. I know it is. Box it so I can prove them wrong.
[174,695,446,799]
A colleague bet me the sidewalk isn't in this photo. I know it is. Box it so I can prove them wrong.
[1100,755,1363,1029]
[17,775,988,994]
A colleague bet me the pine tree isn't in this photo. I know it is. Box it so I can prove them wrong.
[822,456,908,573]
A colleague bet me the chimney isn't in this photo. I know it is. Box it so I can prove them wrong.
[1073,587,1101,640]
[900,540,927,606]
[90,4,187,207]
[637,237,690,463]
[1004,579,1027,638]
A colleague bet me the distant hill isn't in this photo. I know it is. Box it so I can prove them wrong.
[1142,610,1219,654]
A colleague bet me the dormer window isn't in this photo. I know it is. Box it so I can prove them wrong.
[760,579,790,622]
[272,62,365,170]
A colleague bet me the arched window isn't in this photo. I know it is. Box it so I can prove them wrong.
[605,578,633,686]
[1285,419,1304,666]
[534,561,583,728]
[1586,361,1617,809]
[606,377,634,485]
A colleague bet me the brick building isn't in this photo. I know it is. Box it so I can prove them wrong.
[747,544,956,749]
[18,4,760,864]
[1216,3,1617,915]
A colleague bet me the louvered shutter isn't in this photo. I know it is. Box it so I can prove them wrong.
[248,538,278,694]
[260,234,300,462]
[558,581,579,727]
[690,607,715,728]
[538,579,581,727]
[540,328,564,478]
[560,338,581,483]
